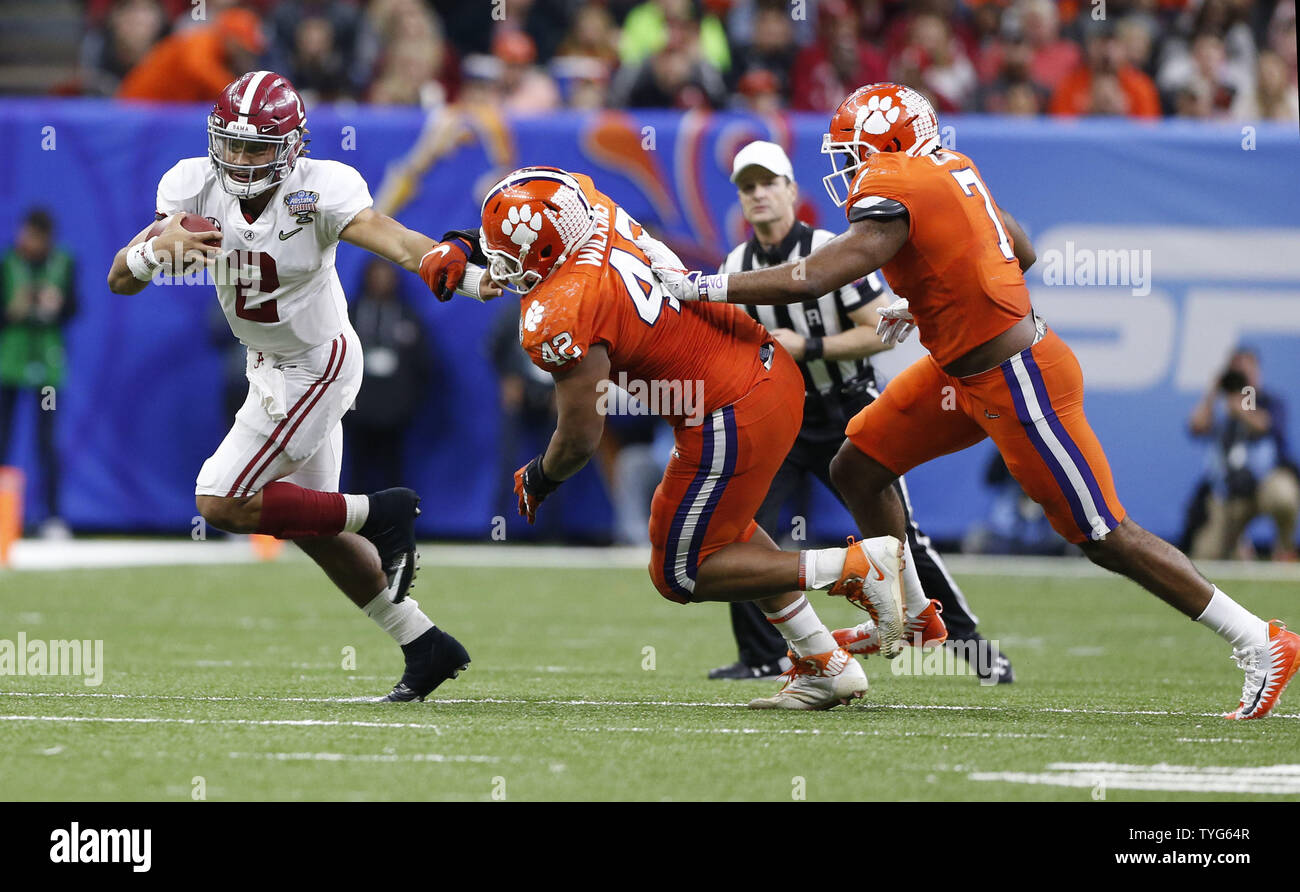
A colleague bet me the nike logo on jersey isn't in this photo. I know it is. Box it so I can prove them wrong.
[278,227,303,241]
[984,409,1000,419]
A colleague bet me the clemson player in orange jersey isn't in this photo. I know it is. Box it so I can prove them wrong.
[644,83,1300,720]
[421,165,925,709]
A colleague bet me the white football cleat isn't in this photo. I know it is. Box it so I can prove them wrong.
[747,648,868,710]
[827,536,906,659]
[1225,620,1300,720]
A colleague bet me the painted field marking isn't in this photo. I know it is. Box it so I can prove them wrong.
[970,761,1300,794]
[225,751,498,763]
[1,690,1297,719]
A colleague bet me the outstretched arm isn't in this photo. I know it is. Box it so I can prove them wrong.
[341,209,502,300]
[340,207,437,272]
[643,217,909,306]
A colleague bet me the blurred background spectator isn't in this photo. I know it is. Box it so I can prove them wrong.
[365,0,456,107]
[610,2,728,108]
[117,7,265,102]
[346,259,432,493]
[494,31,562,114]
[1049,19,1160,117]
[791,0,886,112]
[0,209,76,539]
[78,0,168,96]
[0,0,1287,121]
[1186,347,1299,561]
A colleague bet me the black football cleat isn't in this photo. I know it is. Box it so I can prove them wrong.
[707,657,792,681]
[358,487,421,603]
[380,627,471,702]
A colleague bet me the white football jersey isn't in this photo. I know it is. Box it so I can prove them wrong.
[155,156,372,355]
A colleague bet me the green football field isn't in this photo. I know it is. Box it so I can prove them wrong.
[2,551,1298,802]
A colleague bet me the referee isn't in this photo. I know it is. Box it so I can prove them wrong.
[708,141,1014,685]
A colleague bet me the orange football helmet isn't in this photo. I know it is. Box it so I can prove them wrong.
[822,83,941,206]
[479,166,597,293]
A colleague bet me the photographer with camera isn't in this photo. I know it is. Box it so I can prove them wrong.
[1188,347,1299,561]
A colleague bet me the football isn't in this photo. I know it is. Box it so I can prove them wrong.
[146,212,220,239]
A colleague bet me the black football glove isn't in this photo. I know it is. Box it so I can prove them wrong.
[513,454,561,524]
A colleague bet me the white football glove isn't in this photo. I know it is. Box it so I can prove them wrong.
[875,297,916,346]
[633,231,728,303]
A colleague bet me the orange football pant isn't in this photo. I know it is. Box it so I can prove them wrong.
[846,327,1125,544]
[648,347,805,603]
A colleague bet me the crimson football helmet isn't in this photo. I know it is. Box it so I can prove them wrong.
[479,167,596,294]
[822,83,941,206]
[208,70,308,198]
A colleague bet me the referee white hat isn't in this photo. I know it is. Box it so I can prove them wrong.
[730,140,795,184]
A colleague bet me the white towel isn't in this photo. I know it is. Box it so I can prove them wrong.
[245,351,288,421]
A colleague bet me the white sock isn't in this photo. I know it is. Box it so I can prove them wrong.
[761,595,837,656]
[800,547,846,590]
[342,494,369,533]
[1196,587,1268,649]
[362,590,434,645]
[901,541,929,618]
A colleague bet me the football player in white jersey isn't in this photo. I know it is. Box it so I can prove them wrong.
[107,71,492,702]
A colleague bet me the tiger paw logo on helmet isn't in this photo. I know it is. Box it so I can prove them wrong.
[479,166,598,294]
[501,204,545,248]
[855,95,900,135]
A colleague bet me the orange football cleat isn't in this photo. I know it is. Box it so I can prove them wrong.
[834,599,949,656]
[1226,620,1300,720]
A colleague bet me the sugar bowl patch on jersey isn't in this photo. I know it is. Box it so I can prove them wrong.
[154,156,373,355]
[282,189,319,225]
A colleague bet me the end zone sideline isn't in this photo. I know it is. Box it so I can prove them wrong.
[3,538,1300,582]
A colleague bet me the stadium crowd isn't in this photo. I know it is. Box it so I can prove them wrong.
[63,0,1298,120]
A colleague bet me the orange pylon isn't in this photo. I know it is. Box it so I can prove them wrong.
[0,467,25,568]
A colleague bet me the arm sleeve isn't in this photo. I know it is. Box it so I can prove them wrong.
[317,163,374,243]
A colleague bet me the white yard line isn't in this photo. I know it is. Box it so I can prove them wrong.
[224,751,498,763]
[970,762,1300,795]
[2,690,1295,719]
[0,714,442,730]
[4,540,1300,581]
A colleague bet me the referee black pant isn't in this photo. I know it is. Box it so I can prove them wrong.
[729,431,983,667]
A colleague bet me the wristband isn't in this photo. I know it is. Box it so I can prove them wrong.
[126,237,162,281]
[697,273,729,303]
[803,336,824,361]
[526,453,560,497]
[458,262,487,301]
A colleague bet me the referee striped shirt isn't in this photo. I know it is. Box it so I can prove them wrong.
[722,220,887,428]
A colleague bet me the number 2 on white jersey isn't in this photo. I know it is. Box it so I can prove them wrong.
[949,168,1015,262]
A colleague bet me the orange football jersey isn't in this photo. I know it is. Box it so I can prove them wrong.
[519,174,774,425]
[847,149,1031,368]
